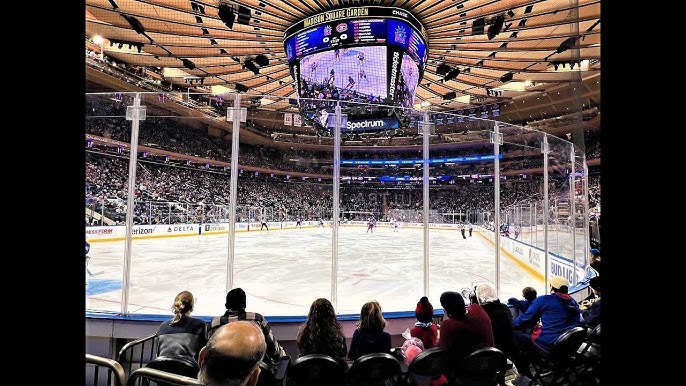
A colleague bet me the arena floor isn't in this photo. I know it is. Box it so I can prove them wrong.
[85,226,541,318]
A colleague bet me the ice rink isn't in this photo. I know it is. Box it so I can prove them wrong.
[85,226,542,318]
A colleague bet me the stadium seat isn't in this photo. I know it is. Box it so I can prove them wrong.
[257,356,290,386]
[448,346,509,386]
[287,353,349,386]
[526,326,588,386]
[398,347,451,386]
[572,324,601,385]
[347,352,401,386]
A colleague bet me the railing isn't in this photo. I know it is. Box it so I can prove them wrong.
[125,367,204,386]
[86,353,126,386]
[117,333,159,379]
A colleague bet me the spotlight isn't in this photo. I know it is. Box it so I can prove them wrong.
[556,37,577,53]
[444,68,461,81]
[182,59,196,70]
[122,15,146,34]
[218,3,235,29]
[244,59,259,74]
[436,63,452,76]
[500,72,514,82]
[235,83,249,93]
[254,54,269,66]
[442,91,457,100]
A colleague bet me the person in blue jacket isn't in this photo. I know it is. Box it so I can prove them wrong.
[508,286,538,317]
[508,276,581,386]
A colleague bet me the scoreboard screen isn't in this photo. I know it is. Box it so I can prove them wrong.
[285,17,427,72]
[284,6,428,130]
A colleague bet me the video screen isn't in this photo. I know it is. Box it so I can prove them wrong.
[397,52,419,108]
[298,45,388,102]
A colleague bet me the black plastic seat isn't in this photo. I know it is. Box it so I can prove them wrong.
[347,352,401,386]
[287,353,349,386]
[448,347,508,386]
[258,356,291,386]
[572,324,600,385]
[398,347,451,386]
[527,326,588,386]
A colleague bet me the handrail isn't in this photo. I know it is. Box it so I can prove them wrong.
[125,367,204,386]
[117,333,159,378]
[86,353,126,386]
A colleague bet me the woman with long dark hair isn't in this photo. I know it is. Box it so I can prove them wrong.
[295,298,347,360]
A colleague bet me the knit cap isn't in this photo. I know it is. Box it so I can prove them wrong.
[415,296,434,323]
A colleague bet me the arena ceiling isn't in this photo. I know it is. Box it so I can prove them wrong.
[85,0,600,131]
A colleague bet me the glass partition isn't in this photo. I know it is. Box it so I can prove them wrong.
[85,91,591,317]
[85,92,136,314]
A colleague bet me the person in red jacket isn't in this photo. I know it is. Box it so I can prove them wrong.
[410,296,438,349]
[438,291,495,361]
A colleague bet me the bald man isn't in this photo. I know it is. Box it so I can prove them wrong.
[197,320,267,386]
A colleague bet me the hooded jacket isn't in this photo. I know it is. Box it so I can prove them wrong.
[512,292,581,352]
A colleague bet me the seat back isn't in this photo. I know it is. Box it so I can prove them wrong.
[451,347,508,386]
[407,347,450,377]
[257,356,290,386]
[347,352,401,385]
[287,354,349,386]
[145,356,199,379]
[549,326,588,362]
[577,324,601,357]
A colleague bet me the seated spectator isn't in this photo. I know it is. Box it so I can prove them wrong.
[580,276,601,328]
[507,286,537,317]
[410,296,439,349]
[405,296,447,386]
[509,276,582,386]
[197,320,267,386]
[207,288,286,368]
[438,291,494,362]
[589,248,602,274]
[474,284,515,359]
[347,300,392,361]
[155,291,207,369]
[295,298,347,360]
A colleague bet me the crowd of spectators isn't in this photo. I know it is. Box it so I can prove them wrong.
[85,94,601,226]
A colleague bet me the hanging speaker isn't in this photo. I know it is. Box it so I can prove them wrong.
[472,18,485,35]
[218,4,235,29]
